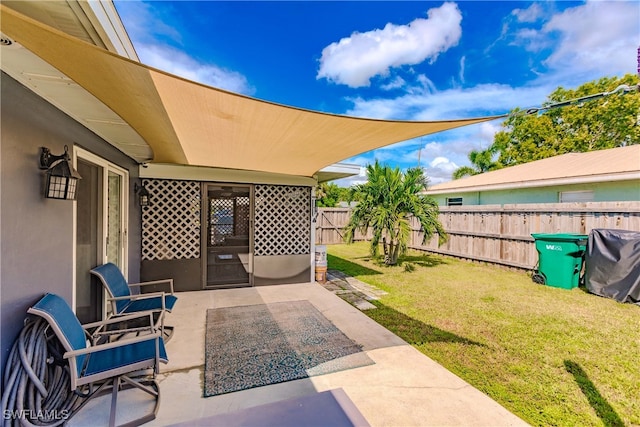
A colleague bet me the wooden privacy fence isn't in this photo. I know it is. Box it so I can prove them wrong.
[316,202,640,270]
[315,208,371,244]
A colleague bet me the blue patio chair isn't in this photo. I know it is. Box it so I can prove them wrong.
[28,293,168,427]
[90,263,177,341]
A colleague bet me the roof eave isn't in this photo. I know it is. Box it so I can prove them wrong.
[77,0,139,60]
[316,163,361,183]
[426,172,640,195]
[139,163,318,186]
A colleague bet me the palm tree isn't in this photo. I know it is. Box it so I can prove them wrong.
[452,146,502,179]
[316,182,349,207]
[344,161,446,265]
[452,165,477,180]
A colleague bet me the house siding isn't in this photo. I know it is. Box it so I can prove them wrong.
[431,180,640,206]
[0,73,141,372]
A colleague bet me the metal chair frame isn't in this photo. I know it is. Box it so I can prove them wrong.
[90,263,177,342]
[28,293,168,427]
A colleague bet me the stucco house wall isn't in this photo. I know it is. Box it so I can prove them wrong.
[0,73,141,372]
[1,72,321,374]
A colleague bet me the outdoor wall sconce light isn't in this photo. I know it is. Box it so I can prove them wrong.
[134,182,151,207]
[39,146,81,200]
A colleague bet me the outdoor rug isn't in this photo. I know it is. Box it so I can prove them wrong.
[204,300,374,397]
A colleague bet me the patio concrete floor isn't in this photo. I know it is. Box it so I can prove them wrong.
[70,282,528,426]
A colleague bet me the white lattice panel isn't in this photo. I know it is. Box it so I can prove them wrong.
[208,196,251,245]
[254,185,310,256]
[142,180,201,260]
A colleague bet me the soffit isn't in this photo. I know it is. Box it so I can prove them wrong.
[1,2,152,162]
[2,1,103,47]
[1,5,502,177]
[316,163,362,183]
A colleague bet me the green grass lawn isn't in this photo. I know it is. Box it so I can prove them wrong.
[328,242,640,427]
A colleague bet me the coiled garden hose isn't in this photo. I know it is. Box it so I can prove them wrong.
[1,318,82,427]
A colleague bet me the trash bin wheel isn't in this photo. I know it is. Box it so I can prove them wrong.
[532,272,546,285]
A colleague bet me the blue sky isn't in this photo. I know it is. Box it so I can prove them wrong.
[114,1,639,186]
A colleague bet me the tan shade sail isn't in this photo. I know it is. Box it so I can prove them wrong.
[1,5,503,177]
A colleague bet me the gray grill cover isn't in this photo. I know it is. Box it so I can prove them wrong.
[585,229,640,304]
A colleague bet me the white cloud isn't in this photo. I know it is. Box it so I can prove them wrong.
[424,156,459,184]
[332,152,459,186]
[115,1,182,45]
[513,28,551,53]
[343,121,501,185]
[116,0,637,189]
[322,2,639,186]
[115,1,254,95]
[423,138,475,158]
[380,76,407,91]
[512,3,544,23]
[338,1,638,124]
[317,2,462,88]
[541,1,639,79]
[506,1,638,84]
[345,81,550,120]
[137,44,254,95]
[477,122,501,145]
[331,120,502,186]
[420,121,501,180]
[415,75,438,94]
[419,132,485,176]
[430,157,453,168]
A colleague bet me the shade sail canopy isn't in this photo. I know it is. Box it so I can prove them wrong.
[1,5,503,177]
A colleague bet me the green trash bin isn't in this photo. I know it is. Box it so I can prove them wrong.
[531,233,588,289]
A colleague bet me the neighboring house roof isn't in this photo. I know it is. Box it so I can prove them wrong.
[1,5,501,178]
[426,145,640,195]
